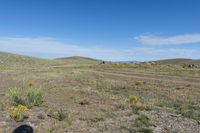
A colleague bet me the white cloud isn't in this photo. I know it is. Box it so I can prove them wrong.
[0,37,200,61]
[125,48,199,61]
[134,33,200,45]
[0,37,127,60]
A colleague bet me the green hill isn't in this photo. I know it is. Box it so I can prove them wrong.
[155,58,200,65]
[0,51,52,69]
[55,56,101,64]
[0,52,101,70]
[2,51,200,69]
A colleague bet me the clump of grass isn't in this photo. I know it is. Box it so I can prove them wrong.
[129,95,152,114]
[115,99,129,110]
[135,102,152,111]
[156,99,200,120]
[47,108,73,124]
[134,114,153,133]
[8,104,29,122]
[37,113,45,120]
[138,128,153,133]
[122,114,153,133]
[95,80,128,95]
[57,109,68,121]
[48,123,61,133]
[26,89,43,107]
[7,86,44,108]
[135,114,152,127]
[135,80,142,86]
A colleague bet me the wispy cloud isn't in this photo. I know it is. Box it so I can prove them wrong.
[134,33,200,45]
[0,37,200,61]
[0,37,127,61]
[126,48,199,61]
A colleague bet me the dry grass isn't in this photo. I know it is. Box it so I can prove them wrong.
[0,52,199,132]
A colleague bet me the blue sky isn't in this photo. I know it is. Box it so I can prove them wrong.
[0,0,200,61]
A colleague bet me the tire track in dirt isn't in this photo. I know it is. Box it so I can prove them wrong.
[101,69,200,83]
[83,70,200,87]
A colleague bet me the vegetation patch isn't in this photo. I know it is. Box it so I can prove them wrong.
[156,99,200,120]
[95,80,129,95]
[135,80,142,86]
[121,114,153,133]
[7,104,29,122]
[47,108,73,124]
[7,86,44,108]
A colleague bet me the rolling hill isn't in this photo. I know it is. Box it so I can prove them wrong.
[55,56,101,64]
[1,51,200,68]
[0,52,101,69]
[154,58,200,65]
[0,51,53,69]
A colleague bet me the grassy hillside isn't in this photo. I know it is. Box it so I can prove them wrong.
[0,52,101,70]
[0,51,53,69]
[155,58,200,65]
[55,56,101,64]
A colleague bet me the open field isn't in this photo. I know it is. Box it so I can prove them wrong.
[0,52,200,133]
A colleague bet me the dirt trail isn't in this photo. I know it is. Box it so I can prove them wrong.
[84,70,200,86]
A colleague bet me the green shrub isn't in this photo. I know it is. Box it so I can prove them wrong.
[7,88,22,104]
[47,108,73,123]
[138,128,153,133]
[7,87,44,108]
[156,99,200,120]
[37,113,45,120]
[26,88,43,107]
[95,80,128,95]
[122,114,153,133]
[57,109,68,121]
[135,114,152,127]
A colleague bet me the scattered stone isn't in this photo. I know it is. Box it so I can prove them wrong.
[175,87,185,90]
[79,99,89,105]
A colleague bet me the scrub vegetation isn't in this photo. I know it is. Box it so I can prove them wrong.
[0,52,199,133]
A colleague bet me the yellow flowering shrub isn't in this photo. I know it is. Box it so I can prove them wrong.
[8,104,29,122]
[129,95,138,104]
[129,95,139,114]
[28,80,34,87]
[135,80,142,86]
